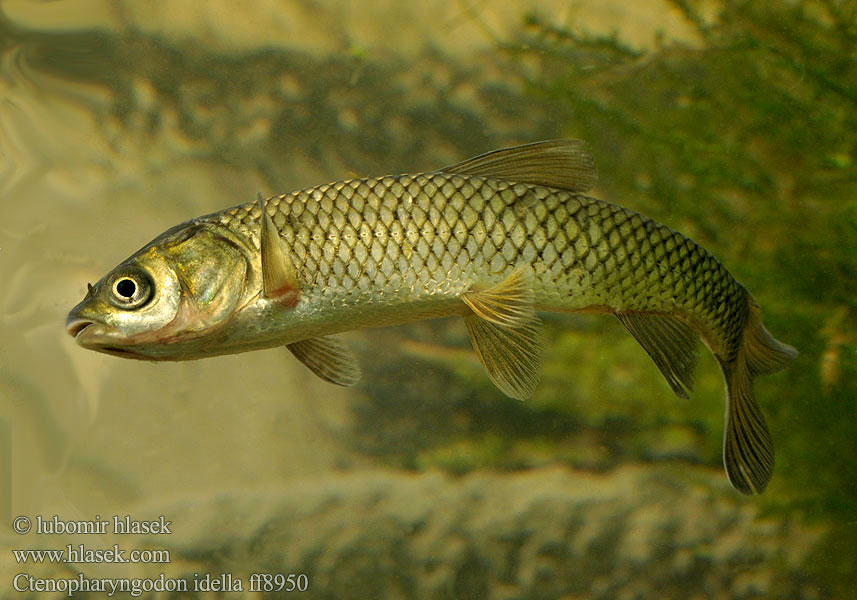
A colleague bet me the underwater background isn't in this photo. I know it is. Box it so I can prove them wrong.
[1,0,855,598]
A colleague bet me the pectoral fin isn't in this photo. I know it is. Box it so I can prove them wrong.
[258,193,299,305]
[462,268,543,400]
[287,336,362,387]
[616,311,699,399]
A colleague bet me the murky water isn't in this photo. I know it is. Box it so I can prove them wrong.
[1,2,851,598]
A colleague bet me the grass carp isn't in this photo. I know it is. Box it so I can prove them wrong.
[66,140,797,494]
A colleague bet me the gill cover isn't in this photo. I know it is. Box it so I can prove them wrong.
[68,222,250,356]
[162,223,250,336]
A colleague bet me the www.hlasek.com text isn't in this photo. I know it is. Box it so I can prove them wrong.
[14,544,169,564]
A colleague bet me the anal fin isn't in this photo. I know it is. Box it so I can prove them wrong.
[287,336,362,387]
[616,311,699,399]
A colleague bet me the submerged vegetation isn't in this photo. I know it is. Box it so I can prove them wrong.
[521,0,857,591]
[515,0,857,505]
[355,0,857,593]
[2,0,852,593]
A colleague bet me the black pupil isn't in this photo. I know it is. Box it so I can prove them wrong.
[116,278,137,298]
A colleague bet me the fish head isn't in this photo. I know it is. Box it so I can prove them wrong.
[66,220,254,360]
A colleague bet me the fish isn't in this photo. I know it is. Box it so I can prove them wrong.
[66,140,797,494]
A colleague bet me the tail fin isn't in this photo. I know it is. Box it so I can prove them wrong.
[721,301,797,495]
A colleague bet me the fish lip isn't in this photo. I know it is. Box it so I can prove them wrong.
[66,319,124,349]
[97,346,144,358]
[66,318,148,358]
[69,320,111,347]
[66,318,94,339]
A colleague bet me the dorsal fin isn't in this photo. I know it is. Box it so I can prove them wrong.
[438,139,598,193]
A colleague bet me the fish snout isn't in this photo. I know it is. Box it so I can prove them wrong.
[65,313,121,353]
[66,317,94,339]
[66,301,98,340]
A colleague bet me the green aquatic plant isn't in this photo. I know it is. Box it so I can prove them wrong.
[502,0,857,593]
[5,1,851,590]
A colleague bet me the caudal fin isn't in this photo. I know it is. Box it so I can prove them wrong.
[722,302,797,495]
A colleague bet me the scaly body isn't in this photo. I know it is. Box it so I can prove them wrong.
[205,174,744,355]
[67,140,796,494]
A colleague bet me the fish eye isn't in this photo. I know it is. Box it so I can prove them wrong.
[108,269,154,309]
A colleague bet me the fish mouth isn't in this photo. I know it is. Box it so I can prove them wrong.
[66,318,111,348]
[65,318,144,357]
[97,346,145,358]
[66,318,94,339]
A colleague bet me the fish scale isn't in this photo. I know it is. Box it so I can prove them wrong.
[67,140,796,495]
[210,172,745,360]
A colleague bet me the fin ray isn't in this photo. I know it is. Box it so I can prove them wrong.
[287,336,362,387]
[721,300,794,494]
[439,140,598,193]
[464,314,543,400]
[616,311,699,399]
[258,193,299,303]
[744,301,798,377]
[722,360,774,494]
[461,267,536,329]
[462,267,543,399]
